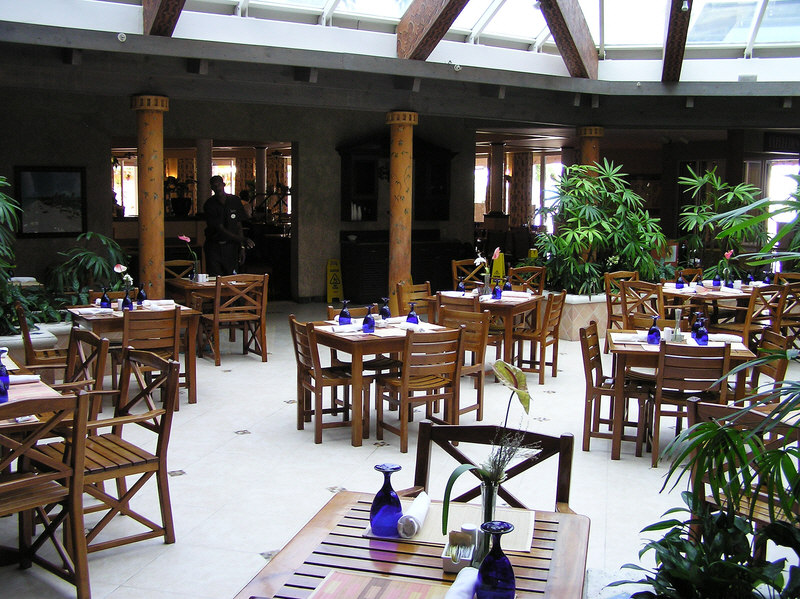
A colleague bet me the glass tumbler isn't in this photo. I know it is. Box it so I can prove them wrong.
[369,463,402,537]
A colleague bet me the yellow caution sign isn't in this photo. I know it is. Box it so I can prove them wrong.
[327,259,343,303]
[490,252,506,280]
[528,248,538,259]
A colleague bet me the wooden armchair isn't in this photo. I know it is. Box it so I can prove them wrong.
[512,290,567,384]
[0,393,91,598]
[507,265,547,294]
[451,258,484,292]
[165,259,195,279]
[408,420,574,513]
[620,280,664,330]
[14,301,68,370]
[604,270,639,331]
[439,307,490,422]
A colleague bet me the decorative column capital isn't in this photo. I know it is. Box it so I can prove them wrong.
[130,94,170,112]
[577,126,604,138]
[385,111,418,126]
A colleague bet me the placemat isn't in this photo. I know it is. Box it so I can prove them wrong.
[308,570,449,599]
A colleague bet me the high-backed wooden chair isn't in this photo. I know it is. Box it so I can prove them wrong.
[396,280,432,321]
[674,268,703,283]
[604,270,640,331]
[435,292,503,369]
[164,259,195,279]
[198,274,269,366]
[651,341,731,467]
[451,259,484,292]
[409,420,574,513]
[0,393,90,599]
[512,290,567,385]
[439,307,490,422]
[41,348,180,553]
[375,328,464,453]
[620,280,664,330]
[579,321,650,456]
[14,301,69,370]
[288,315,373,443]
[88,288,138,303]
[775,271,800,284]
[507,265,547,294]
[778,281,800,350]
[708,284,786,351]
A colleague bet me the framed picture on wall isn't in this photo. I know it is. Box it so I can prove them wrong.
[14,166,87,237]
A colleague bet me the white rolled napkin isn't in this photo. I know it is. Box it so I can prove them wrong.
[332,323,361,333]
[500,290,530,298]
[397,491,430,538]
[718,286,743,294]
[611,332,643,343]
[709,333,743,343]
[445,566,479,599]
[398,322,424,332]
[9,374,41,384]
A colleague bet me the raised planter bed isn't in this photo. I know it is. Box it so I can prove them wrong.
[559,293,608,341]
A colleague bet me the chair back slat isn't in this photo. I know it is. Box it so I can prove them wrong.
[396,281,432,316]
[164,260,194,279]
[436,292,480,318]
[604,271,639,329]
[620,280,664,329]
[507,266,547,294]
[451,259,484,291]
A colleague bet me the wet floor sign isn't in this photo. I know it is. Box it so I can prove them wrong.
[327,259,343,303]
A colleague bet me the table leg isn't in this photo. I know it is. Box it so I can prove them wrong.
[503,311,514,364]
[186,315,198,404]
[611,353,627,460]
[350,350,364,447]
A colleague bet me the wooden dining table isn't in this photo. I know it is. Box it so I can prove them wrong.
[606,329,756,460]
[233,491,590,599]
[66,303,200,405]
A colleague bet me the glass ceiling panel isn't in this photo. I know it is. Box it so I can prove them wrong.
[687,0,758,45]
[335,0,413,19]
[755,0,800,44]
[483,0,546,40]
[604,0,667,46]
[452,0,495,30]
[255,0,327,8]
[577,0,600,44]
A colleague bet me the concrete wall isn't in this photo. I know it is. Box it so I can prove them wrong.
[0,90,474,300]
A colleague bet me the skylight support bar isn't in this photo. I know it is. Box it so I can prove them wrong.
[319,0,341,26]
[598,0,605,60]
[235,0,250,17]
[467,0,507,45]
[531,25,551,52]
[745,0,769,59]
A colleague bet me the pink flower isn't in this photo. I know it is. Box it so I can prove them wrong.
[492,247,501,261]
[724,250,734,259]
[178,235,191,243]
[113,264,127,273]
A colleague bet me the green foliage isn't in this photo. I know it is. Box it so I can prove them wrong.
[535,160,666,294]
[612,493,786,599]
[678,166,769,277]
[45,231,129,305]
[0,176,22,335]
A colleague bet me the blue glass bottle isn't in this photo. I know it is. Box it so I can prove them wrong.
[379,297,391,320]
[491,279,502,300]
[696,318,709,346]
[764,271,773,284]
[502,276,512,291]
[746,272,755,285]
[0,347,8,404]
[362,305,375,333]
[122,288,134,311]
[712,274,721,287]
[136,283,147,306]
[456,277,466,294]
[339,299,352,325]
[647,315,661,345]
[370,463,402,537]
[691,316,701,339]
[100,287,111,309]
[675,270,685,289]
[406,302,419,324]
[476,521,516,599]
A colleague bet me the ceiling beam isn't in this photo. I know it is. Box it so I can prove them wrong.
[143,0,187,37]
[397,0,471,61]
[662,0,692,82]
[538,0,597,79]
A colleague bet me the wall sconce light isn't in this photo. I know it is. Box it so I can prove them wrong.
[681,0,690,12]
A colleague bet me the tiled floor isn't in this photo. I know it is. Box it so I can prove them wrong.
[1,300,796,598]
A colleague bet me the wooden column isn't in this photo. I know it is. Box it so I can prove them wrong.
[578,126,604,168]
[196,138,213,214]
[131,94,169,298]
[255,146,267,207]
[386,111,418,314]
[488,142,505,213]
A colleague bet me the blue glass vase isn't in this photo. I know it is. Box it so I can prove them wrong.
[476,521,516,599]
[136,283,147,306]
[691,317,701,339]
[0,347,9,404]
[406,302,419,324]
[764,271,773,284]
[696,319,708,346]
[100,287,111,309]
[491,280,502,300]
[746,273,755,285]
[370,463,402,537]
[379,297,391,320]
[456,277,466,294]
[647,315,661,345]
[122,288,134,311]
[675,271,685,289]
[339,299,352,325]
[502,277,512,291]
[362,305,375,333]
[712,276,721,287]
[724,278,734,288]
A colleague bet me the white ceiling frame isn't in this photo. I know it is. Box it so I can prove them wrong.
[319,0,341,26]
[744,0,770,59]
[467,0,507,45]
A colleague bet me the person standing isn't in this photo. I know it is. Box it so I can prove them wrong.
[203,175,254,276]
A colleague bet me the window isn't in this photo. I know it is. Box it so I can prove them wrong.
[766,159,799,271]
[112,157,139,217]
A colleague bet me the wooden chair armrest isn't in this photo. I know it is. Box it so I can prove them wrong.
[555,501,575,514]
[397,485,426,497]
[25,362,68,373]
[86,409,166,430]
[51,379,94,392]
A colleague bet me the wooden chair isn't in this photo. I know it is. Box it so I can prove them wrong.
[512,290,567,385]
[774,271,800,284]
[88,288,138,303]
[438,307,490,422]
[731,329,791,402]
[604,270,639,331]
[14,301,68,370]
[164,259,195,279]
[507,265,547,294]
[41,348,180,553]
[620,280,664,330]
[396,280,432,321]
[375,328,464,453]
[708,284,786,351]
[198,274,269,366]
[650,341,731,467]
[674,267,703,283]
[579,321,650,456]
[325,304,401,376]
[451,258,484,292]
[0,393,90,599]
[777,281,800,350]
[435,292,503,373]
[110,307,184,409]
[408,420,574,513]
[288,315,373,443]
